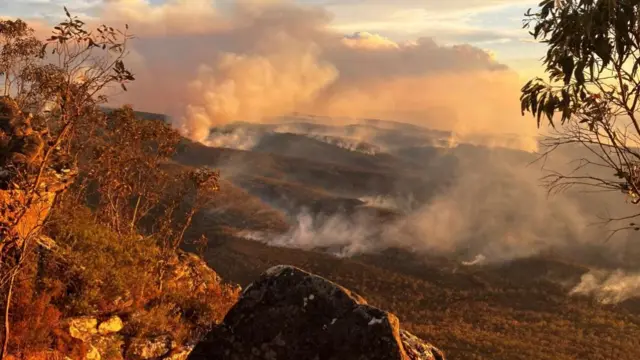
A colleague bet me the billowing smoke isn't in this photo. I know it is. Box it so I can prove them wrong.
[571,270,640,304]
[358,195,416,213]
[181,44,338,142]
[241,209,382,258]
[24,0,640,303]
[306,134,381,155]
[200,122,384,153]
[462,254,487,266]
[205,126,263,150]
[237,143,637,265]
[77,0,539,151]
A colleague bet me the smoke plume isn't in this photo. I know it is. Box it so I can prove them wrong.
[79,0,539,151]
[23,0,640,303]
[235,139,638,266]
[571,270,640,304]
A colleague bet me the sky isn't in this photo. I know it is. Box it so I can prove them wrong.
[0,0,547,147]
[2,0,545,77]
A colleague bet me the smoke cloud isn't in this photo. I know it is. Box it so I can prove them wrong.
[242,209,381,258]
[22,0,640,303]
[182,42,338,142]
[571,270,640,304]
[235,139,638,268]
[74,0,539,151]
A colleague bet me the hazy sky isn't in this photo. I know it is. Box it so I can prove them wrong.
[3,0,545,77]
[1,0,546,143]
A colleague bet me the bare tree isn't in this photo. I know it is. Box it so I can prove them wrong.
[521,0,640,228]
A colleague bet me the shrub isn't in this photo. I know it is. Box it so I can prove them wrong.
[46,202,163,315]
[46,198,238,340]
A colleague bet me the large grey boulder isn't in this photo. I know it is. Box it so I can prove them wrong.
[189,265,444,360]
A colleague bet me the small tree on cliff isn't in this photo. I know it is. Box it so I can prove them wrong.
[0,10,137,358]
[70,104,220,248]
[521,0,640,227]
[0,10,221,358]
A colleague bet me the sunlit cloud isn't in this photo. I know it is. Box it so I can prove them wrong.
[4,0,544,147]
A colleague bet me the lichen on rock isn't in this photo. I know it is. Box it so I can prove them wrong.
[68,317,98,341]
[98,316,125,335]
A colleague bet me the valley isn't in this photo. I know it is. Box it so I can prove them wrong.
[172,117,640,359]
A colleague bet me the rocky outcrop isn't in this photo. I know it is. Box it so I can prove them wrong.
[400,330,445,360]
[68,317,99,342]
[98,315,125,335]
[188,265,444,360]
[60,250,230,360]
[66,314,188,360]
[163,251,221,293]
[127,335,175,360]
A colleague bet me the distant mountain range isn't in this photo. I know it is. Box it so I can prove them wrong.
[121,110,640,359]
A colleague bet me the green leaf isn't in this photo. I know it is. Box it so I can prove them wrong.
[575,61,586,85]
[594,37,612,67]
[560,55,575,84]
[537,92,548,126]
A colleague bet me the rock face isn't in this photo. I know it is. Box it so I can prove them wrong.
[188,265,444,360]
[66,315,180,360]
[400,330,445,360]
[98,315,125,335]
[164,251,221,293]
[68,317,99,342]
[127,335,175,360]
[59,250,228,360]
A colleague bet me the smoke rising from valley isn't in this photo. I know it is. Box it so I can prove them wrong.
[22,0,640,304]
[246,145,635,264]
[210,120,640,284]
[571,270,640,304]
[74,0,540,152]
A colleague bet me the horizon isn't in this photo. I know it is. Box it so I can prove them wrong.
[6,3,640,360]
[4,1,547,149]
[5,0,546,79]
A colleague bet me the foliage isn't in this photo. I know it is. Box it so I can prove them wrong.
[207,238,640,360]
[0,19,45,100]
[68,104,220,249]
[72,105,181,234]
[5,199,238,358]
[0,11,228,359]
[520,0,640,224]
[0,11,141,358]
[0,248,87,358]
[46,202,163,315]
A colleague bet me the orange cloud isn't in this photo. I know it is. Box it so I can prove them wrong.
[15,0,538,151]
[341,32,399,50]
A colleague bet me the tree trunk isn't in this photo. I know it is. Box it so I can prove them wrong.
[0,270,16,360]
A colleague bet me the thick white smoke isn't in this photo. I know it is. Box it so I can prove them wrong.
[77,0,540,152]
[571,270,640,304]
[231,141,639,271]
[181,45,338,142]
[242,209,381,258]
[26,0,640,304]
